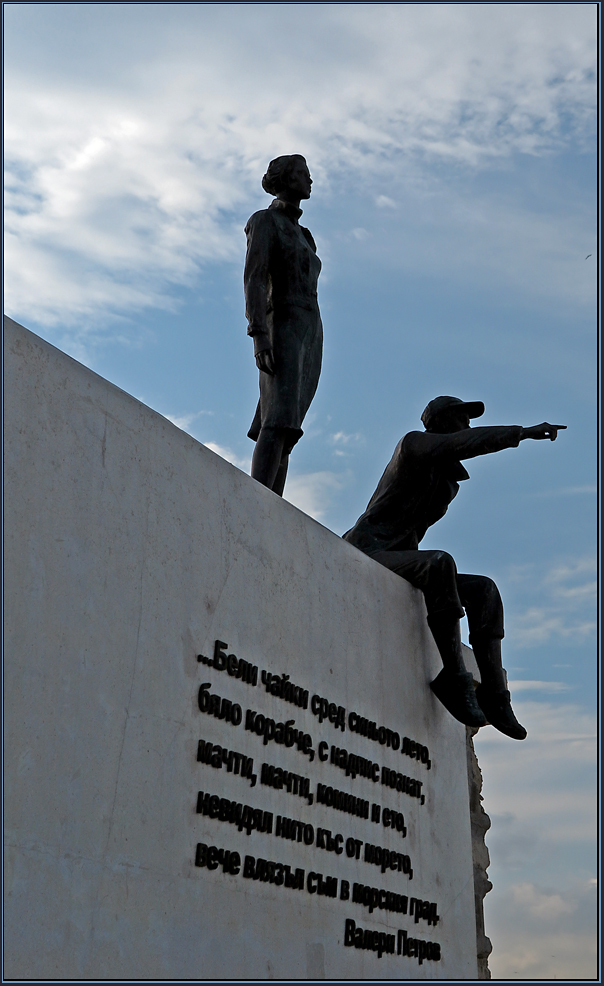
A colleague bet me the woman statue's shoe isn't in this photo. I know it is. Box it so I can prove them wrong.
[430,669,488,727]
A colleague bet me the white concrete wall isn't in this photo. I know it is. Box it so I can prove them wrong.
[4,315,478,979]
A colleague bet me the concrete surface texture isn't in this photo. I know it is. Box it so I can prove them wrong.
[4,315,482,979]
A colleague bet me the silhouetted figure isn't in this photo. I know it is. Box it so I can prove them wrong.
[344,396,566,739]
[244,155,322,495]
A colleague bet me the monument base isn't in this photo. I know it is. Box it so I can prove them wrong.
[4,315,491,979]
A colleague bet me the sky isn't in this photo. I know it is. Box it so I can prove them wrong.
[4,3,598,977]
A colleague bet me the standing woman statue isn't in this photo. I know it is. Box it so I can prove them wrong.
[244,155,322,495]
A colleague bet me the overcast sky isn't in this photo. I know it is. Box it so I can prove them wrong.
[4,3,597,977]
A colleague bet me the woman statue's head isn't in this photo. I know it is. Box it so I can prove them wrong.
[262,154,312,201]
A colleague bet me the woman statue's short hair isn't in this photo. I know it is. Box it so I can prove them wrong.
[262,154,307,195]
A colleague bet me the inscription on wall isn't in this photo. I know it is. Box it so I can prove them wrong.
[193,639,442,966]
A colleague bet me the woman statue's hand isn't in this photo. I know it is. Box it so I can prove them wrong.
[255,349,275,375]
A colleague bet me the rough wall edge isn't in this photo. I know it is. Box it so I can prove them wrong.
[3,315,268,510]
[2,315,354,548]
[466,726,493,980]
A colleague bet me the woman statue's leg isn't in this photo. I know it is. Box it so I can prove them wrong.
[251,427,287,493]
[271,453,290,497]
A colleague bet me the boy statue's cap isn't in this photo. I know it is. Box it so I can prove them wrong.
[421,396,485,429]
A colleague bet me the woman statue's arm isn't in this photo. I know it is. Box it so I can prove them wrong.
[244,213,274,374]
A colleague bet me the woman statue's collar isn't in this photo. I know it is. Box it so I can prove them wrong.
[269,199,303,222]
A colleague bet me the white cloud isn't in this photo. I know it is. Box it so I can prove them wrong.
[508,679,571,693]
[330,431,364,446]
[327,432,364,462]
[474,699,596,976]
[511,607,595,646]
[375,195,397,209]
[284,471,345,521]
[329,431,365,459]
[509,882,575,921]
[3,4,596,337]
[544,555,596,586]
[165,410,214,431]
[203,442,251,473]
[506,555,596,647]
[475,699,596,843]
[487,881,597,979]
[491,928,597,980]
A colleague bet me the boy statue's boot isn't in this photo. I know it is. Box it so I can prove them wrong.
[428,618,487,728]
[471,637,527,740]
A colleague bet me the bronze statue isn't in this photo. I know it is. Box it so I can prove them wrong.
[244,155,322,495]
[343,396,566,739]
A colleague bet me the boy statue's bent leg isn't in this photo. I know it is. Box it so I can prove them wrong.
[368,549,487,728]
[457,574,526,740]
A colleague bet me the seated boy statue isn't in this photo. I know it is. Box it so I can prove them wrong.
[343,396,565,739]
